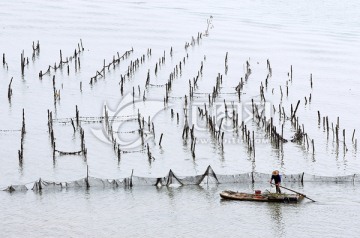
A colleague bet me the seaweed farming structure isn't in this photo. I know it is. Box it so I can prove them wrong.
[1,15,359,195]
[2,165,359,193]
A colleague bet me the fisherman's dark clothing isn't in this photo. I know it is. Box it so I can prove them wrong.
[271,174,281,184]
[271,174,282,194]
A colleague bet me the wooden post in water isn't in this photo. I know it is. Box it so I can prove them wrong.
[103,59,106,78]
[312,139,315,155]
[60,50,63,65]
[326,116,329,132]
[159,133,163,146]
[117,146,121,162]
[151,122,155,138]
[18,109,26,165]
[132,87,135,104]
[20,50,25,75]
[191,138,196,158]
[8,77,13,101]
[147,143,154,162]
[355,139,357,152]
[336,117,339,144]
[286,86,288,97]
[291,100,300,121]
[305,134,309,150]
[71,119,76,133]
[352,129,355,143]
[252,131,255,157]
[85,165,90,189]
[76,105,79,127]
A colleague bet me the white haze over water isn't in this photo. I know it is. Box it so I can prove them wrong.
[0,0,360,237]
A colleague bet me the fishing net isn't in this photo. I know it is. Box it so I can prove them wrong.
[3,185,28,192]
[107,179,126,188]
[167,166,219,185]
[215,172,304,184]
[131,176,165,187]
[302,174,357,183]
[32,179,63,191]
[2,166,359,193]
[87,177,115,188]
[216,173,252,184]
[281,173,304,182]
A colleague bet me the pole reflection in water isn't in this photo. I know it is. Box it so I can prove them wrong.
[268,203,285,237]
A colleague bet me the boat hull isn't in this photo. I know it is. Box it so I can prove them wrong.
[220,190,303,203]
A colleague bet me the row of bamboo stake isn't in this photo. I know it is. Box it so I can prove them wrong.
[2,18,358,169]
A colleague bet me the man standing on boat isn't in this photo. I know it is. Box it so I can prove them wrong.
[270,170,281,194]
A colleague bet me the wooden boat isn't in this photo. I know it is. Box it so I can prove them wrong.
[220,190,304,203]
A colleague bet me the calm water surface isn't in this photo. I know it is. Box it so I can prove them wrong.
[0,0,360,237]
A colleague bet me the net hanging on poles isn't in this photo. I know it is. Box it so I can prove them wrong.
[2,166,359,193]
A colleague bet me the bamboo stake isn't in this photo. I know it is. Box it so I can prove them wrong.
[8,77,13,101]
[352,129,355,143]
[312,139,315,155]
[159,133,163,146]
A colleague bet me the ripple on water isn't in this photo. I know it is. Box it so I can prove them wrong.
[1,0,360,237]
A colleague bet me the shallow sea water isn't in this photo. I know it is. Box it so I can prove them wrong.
[0,0,360,237]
